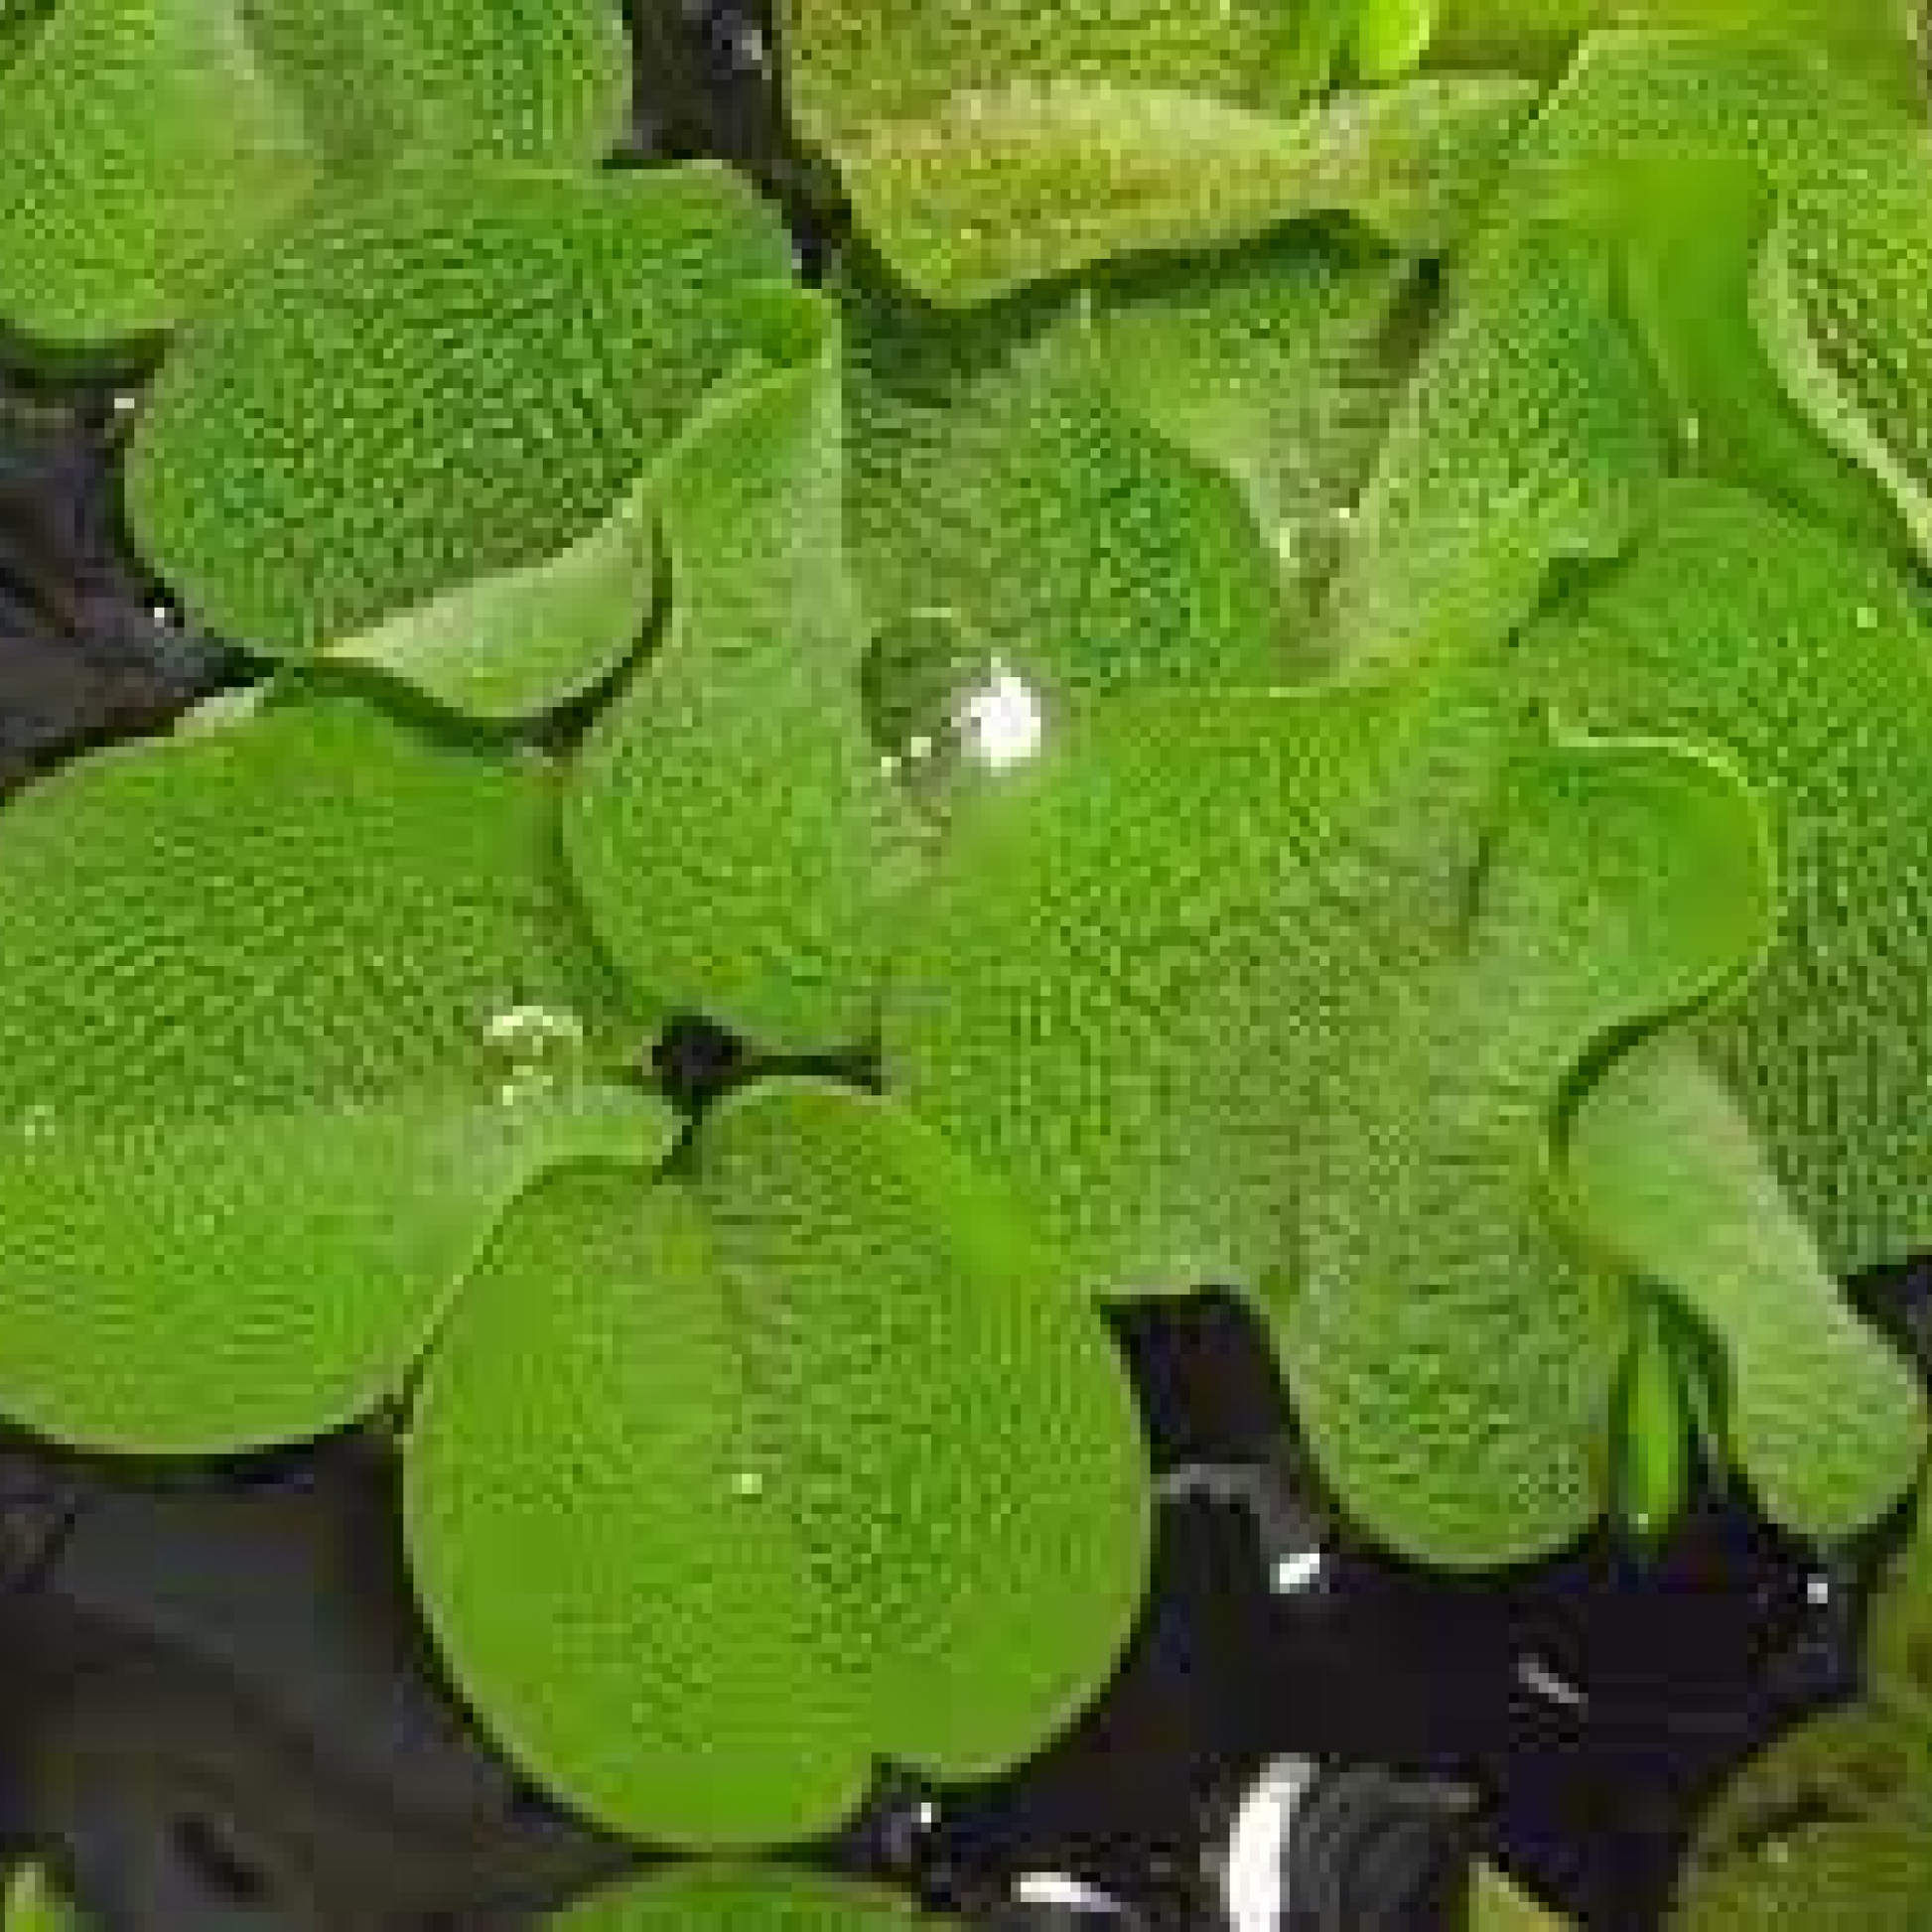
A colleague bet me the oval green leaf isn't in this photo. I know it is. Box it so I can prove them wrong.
[404,1082,1149,1845]
[125,162,795,680]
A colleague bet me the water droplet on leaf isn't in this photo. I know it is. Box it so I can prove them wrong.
[864,609,1046,820]
[485,1004,587,1106]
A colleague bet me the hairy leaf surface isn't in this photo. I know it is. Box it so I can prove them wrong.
[842,256,1298,818]
[126,164,794,674]
[1504,32,1932,571]
[0,0,628,348]
[884,645,1776,1563]
[564,306,926,1053]
[1529,481,1932,1276]
[1325,222,1670,662]
[0,695,674,1453]
[781,0,1533,302]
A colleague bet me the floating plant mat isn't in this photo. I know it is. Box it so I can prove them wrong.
[3,1,1932,1928]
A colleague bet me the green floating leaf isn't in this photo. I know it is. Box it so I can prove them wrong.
[1515,152,1904,560]
[564,305,925,1054]
[884,641,1774,1564]
[0,693,675,1455]
[782,0,1533,302]
[1567,1036,1925,1542]
[1325,220,1671,663]
[1670,1708,1932,1930]
[1673,1821,1932,1930]
[1427,0,1925,107]
[404,1082,1150,1847]
[1528,480,1932,1277]
[126,163,795,687]
[691,1081,1151,1784]
[547,1864,955,1931]
[0,0,629,349]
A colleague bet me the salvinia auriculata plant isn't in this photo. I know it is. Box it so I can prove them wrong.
[1,0,1931,1919]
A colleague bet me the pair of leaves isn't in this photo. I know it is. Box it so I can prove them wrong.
[405,1081,1150,1847]
[0,280,927,1450]
[0,0,629,349]
[878,621,1915,1566]
[779,0,1540,303]
[121,157,922,1050]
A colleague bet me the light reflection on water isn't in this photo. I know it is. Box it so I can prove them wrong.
[1220,1756,1316,1932]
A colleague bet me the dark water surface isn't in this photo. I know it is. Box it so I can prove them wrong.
[2,6,1927,1928]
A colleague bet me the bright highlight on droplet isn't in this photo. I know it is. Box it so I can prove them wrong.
[956,659,1044,769]
[484,1004,587,1107]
